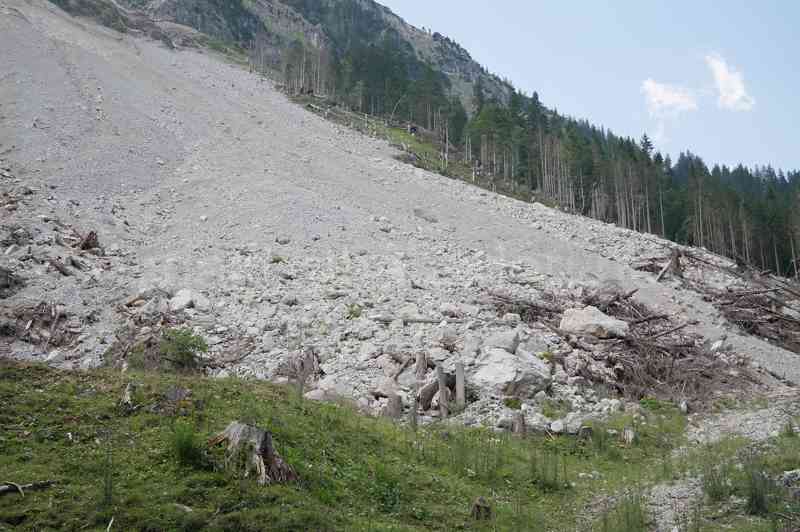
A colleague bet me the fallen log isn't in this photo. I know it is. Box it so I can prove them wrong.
[0,480,55,497]
[48,258,72,277]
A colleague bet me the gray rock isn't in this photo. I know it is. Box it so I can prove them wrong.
[550,419,565,433]
[440,302,463,318]
[169,289,194,312]
[559,306,630,339]
[413,208,439,224]
[484,330,520,353]
[469,348,551,398]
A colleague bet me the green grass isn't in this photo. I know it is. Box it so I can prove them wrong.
[690,431,800,531]
[0,361,689,531]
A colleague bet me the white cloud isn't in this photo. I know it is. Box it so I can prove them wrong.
[641,78,698,118]
[705,53,755,111]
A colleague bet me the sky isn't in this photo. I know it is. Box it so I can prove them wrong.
[378,0,798,171]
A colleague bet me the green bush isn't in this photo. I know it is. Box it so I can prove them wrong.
[529,449,569,493]
[346,304,363,320]
[702,462,733,502]
[597,492,648,532]
[171,420,204,468]
[745,459,772,516]
[504,397,522,410]
[161,328,208,372]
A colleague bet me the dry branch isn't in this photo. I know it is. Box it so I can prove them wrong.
[0,480,55,497]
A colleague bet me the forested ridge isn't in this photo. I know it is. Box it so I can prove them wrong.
[258,0,800,277]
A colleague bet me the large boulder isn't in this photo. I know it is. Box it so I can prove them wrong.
[559,306,629,339]
[469,348,551,398]
[483,330,520,353]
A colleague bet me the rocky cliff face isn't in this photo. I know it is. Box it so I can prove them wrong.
[280,0,512,110]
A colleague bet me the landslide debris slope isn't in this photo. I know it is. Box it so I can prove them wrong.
[3,1,800,530]
[0,0,800,404]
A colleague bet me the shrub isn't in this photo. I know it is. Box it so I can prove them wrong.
[346,304,363,320]
[541,399,571,420]
[702,462,733,502]
[160,328,208,372]
[529,449,569,493]
[504,397,522,410]
[744,458,772,516]
[171,420,204,468]
[597,492,648,532]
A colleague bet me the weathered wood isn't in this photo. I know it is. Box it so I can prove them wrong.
[0,480,55,497]
[208,422,298,485]
[392,356,413,381]
[409,392,418,430]
[415,350,428,382]
[118,382,136,415]
[382,392,403,419]
[418,379,438,411]
[656,249,683,282]
[471,496,492,520]
[437,365,448,419]
[48,258,72,277]
[78,230,99,251]
[512,412,526,435]
[68,256,88,271]
[455,362,465,409]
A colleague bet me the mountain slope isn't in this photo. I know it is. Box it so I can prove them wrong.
[52,0,511,112]
[3,2,800,529]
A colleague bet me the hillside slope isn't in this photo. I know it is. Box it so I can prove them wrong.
[49,0,512,110]
[2,2,800,529]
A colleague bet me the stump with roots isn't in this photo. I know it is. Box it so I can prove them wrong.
[208,422,298,485]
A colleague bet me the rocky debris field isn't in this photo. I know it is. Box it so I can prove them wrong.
[1,0,799,447]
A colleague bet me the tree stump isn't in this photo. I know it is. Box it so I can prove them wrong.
[415,350,428,382]
[208,422,298,485]
[382,392,403,419]
[512,412,526,435]
[471,496,492,520]
[455,362,466,409]
[418,379,438,411]
[437,365,448,419]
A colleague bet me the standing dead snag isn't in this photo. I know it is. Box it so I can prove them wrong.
[208,422,298,485]
[656,249,683,282]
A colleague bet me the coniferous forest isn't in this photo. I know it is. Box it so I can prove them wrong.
[256,0,800,277]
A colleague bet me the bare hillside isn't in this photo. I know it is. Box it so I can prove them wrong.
[1,0,798,440]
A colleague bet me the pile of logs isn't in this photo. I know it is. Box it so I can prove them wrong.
[637,247,800,355]
[495,286,751,405]
[2,301,81,348]
[714,287,800,354]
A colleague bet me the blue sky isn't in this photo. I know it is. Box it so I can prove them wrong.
[378,0,797,171]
